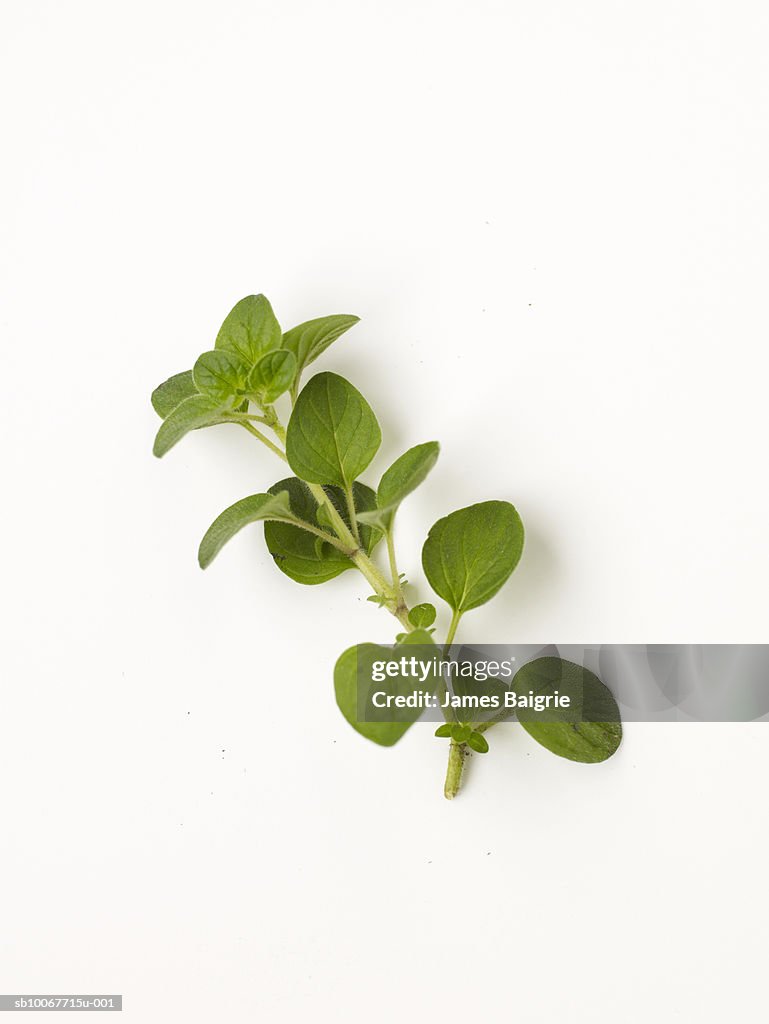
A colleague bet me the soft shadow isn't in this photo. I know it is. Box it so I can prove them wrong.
[505,519,559,621]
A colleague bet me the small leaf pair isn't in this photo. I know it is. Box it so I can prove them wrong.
[435,723,489,753]
[222,298,358,396]
[194,348,295,407]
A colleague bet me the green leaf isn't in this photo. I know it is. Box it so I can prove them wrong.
[422,500,524,613]
[282,314,359,386]
[334,645,413,747]
[334,631,437,747]
[263,478,379,585]
[408,603,437,628]
[467,731,489,754]
[198,491,294,569]
[512,657,622,764]
[434,724,453,738]
[451,723,471,742]
[378,440,440,507]
[248,350,297,404]
[215,294,282,367]
[151,370,198,419]
[286,372,381,487]
[152,395,227,457]
[359,442,440,532]
[193,350,249,406]
[264,478,350,585]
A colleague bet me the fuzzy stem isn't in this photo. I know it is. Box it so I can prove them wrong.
[444,740,466,800]
[287,517,354,553]
[344,482,362,545]
[263,407,286,442]
[441,609,467,798]
[303,481,401,611]
[238,420,288,461]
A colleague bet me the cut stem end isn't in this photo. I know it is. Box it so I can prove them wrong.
[444,740,467,800]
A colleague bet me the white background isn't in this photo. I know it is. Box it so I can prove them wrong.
[2,1,768,1020]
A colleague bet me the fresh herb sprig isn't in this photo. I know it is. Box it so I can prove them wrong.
[152,295,621,798]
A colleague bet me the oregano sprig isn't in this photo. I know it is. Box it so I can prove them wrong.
[152,294,622,798]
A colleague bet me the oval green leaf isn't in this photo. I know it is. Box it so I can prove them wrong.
[282,314,359,384]
[286,372,381,488]
[248,350,297,404]
[264,478,350,585]
[152,395,227,458]
[512,657,622,764]
[198,491,294,569]
[451,723,471,742]
[214,294,282,367]
[408,603,437,628]
[151,370,198,419]
[334,631,437,746]
[334,644,416,746]
[377,441,440,512]
[193,350,249,406]
[467,731,489,754]
[357,441,440,532]
[421,500,524,613]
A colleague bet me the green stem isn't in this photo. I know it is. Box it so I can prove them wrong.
[444,740,466,800]
[286,517,354,554]
[303,482,401,611]
[305,483,357,549]
[356,550,407,616]
[441,608,465,798]
[237,412,270,424]
[444,609,462,653]
[238,421,288,462]
[385,527,410,625]
[386,529,402,596]
[344,482,362,545]
[262,406,286,442]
